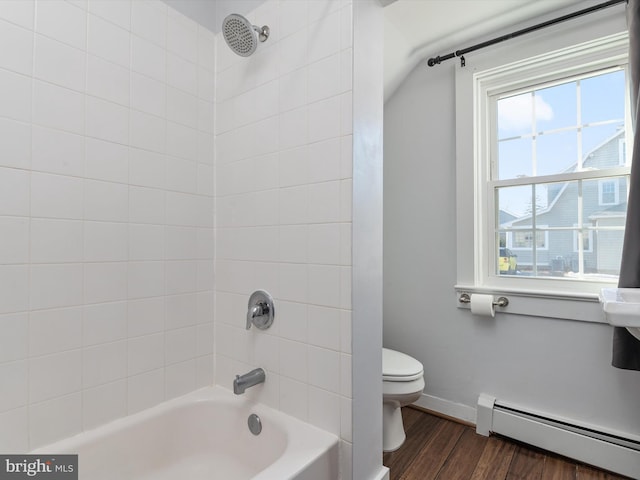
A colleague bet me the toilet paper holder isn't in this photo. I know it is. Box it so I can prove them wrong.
[459,293,509,307]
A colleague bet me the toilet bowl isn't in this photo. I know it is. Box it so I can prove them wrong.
[382,347,425,452]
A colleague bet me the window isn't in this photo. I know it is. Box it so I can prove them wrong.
[493,66,629,280]
[508,228,548,250]
[619,138,626,166]
[456,31,631,297]
[573,225,593,253]
[598,178,620,205]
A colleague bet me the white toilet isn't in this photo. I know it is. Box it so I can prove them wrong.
[382,348,425,452]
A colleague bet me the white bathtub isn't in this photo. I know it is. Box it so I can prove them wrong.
[32,386,339,480]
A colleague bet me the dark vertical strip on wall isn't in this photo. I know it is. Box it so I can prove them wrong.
[613,0,640,370]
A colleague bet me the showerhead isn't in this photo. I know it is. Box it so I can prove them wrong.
[222,14,270,57]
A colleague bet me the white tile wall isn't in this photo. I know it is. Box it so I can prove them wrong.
[214,0,354,477]
[0,0,361,475]
[0,21,34,75]
[0,0,214,450]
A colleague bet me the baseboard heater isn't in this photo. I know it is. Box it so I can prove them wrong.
[476,394,640,478]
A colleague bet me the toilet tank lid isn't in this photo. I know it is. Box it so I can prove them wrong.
[383,348,424,377]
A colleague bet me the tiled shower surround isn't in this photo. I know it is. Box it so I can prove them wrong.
[0,0,356,477]
[214,0,354,472]
[0,0,215,450]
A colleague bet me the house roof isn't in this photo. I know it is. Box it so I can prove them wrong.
[589,201,627,220]
[499,209,518,224]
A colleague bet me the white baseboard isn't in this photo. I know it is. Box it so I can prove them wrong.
[413,393,476,425]
[371,466,390,480]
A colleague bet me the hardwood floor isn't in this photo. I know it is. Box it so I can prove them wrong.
[383,407,633,480]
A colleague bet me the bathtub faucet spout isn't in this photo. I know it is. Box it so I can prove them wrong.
[233,368,265,395]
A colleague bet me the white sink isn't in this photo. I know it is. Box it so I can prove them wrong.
[599,288,640,340]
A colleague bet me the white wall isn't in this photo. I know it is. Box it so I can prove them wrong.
[352,1,385,479]
[384,9,640,438]
[165,0,265,34]
[0,0,215,450]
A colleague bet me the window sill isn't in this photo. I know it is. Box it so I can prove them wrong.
[454,284,606,324]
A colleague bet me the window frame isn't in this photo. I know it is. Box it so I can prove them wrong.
[455,30,631,308]
[481,43,630,293]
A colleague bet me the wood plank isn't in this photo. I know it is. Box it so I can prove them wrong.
[402,406,424,432]
[506,445,545,480]
[576,465,611,480]
[577,464,630,480]
[470,435,517,480]
[384,412,445,480]
[435,427,489,480]
[542,455,577,480]
[383,408,632,480]
[398,419,466,480]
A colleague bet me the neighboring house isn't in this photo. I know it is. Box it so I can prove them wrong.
[499,209,518,227]
[498,209,517,248]
[501,130,627,275]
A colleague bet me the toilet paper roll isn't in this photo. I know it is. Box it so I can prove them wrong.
[470,293,495,317]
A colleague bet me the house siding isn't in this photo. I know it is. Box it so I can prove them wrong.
[506,132,626,274]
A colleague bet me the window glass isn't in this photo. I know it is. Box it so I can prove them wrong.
[491,67,628,282]
[536,131,577,176]
[535,82,576,131]
[497,92,534,139]
[581,70,625,124]
[582,124,624,168]
[498,138,533,180]
[496,184,531,218]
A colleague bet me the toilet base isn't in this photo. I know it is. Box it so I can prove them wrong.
[383,401,406,452]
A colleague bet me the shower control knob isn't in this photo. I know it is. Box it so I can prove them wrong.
[246,290,275,330]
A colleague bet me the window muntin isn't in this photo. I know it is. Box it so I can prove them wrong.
[490,67,630,282]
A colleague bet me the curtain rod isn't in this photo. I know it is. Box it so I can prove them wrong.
[427,0,628,67]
